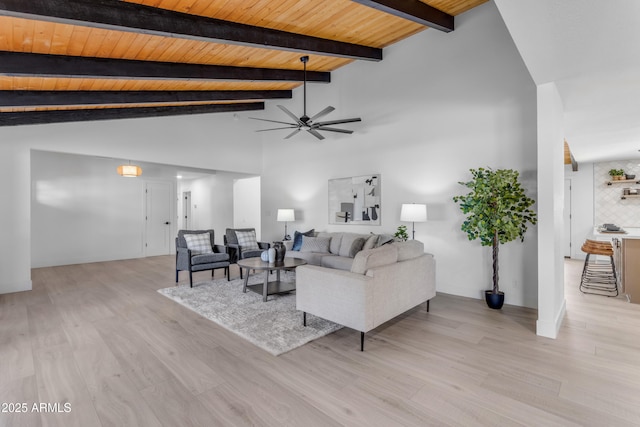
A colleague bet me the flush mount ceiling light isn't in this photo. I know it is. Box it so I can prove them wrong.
[117,162,142,177]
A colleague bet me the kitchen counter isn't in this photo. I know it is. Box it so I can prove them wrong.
[590,226,640,303]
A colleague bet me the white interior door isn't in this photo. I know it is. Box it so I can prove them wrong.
[564,179,572,258]
[145,181,173,256]
[182,191,192,229]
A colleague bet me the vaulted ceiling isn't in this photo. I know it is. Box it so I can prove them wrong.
[0,0,487,126]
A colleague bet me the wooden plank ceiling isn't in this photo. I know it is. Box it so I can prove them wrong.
[0,0,487,125]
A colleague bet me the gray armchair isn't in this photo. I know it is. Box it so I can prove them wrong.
[176,229,230,287]
[224,228,270,279]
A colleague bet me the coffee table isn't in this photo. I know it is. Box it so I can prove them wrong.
[237,257,307,302]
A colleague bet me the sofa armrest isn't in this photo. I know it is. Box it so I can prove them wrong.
[213,244,226,253]
[296,265,374,332]
[258,241,270,249]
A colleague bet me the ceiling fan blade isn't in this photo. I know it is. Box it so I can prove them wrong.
[284,129,302,139]
[309,106,335,122]
[314,117,362,126]
[277,105,304,126]
[307,128,325,140]
[249,117,297,126]
[256,126,299,132]
[315,126,354,134]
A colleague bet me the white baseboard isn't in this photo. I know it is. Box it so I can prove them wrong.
[0,279,33,295]
[536,298,567,339]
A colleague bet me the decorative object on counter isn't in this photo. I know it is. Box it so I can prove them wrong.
[400,203,427,240]
[277,209,295,241]
[394,225,409,242]
[626,174,636,180]
[261,251,269,262]
[453,167,537,309]
[608,168,625,180]
[268,247,276,263]
[272,241,287,262]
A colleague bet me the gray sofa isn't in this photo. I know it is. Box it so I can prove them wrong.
[284,231,393,271]
[295,239,436,351]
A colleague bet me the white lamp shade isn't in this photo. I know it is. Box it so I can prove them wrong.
[277,208,295,222]
[400,203,427,222]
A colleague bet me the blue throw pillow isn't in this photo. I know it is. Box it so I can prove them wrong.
[292,229,314,251]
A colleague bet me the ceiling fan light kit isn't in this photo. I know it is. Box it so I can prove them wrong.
[251,56,362,140]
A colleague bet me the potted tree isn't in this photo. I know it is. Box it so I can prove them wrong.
[453,168,537,309]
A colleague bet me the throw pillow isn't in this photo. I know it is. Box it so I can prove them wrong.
[375,234,395,247]
[184,232,213,255]
[347,237,366,258]
[292,229,315,251]
[300,236,331,253]
[339,233,367,257]
[235,230,259,251]
[363,234,378,251]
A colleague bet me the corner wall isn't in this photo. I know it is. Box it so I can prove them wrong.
[259,2,539,308]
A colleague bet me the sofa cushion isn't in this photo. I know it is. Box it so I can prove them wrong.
[184,232,213,255]
[392,240,425,261]
[301,236,331,253]
[235,230,259,251]
[286,251,331,266]
[191,252,229,265]
[292,229,315,251]
[321,255,354,271]
[317,232,343,254]
[350,245,399,275]
[339,234,367,257]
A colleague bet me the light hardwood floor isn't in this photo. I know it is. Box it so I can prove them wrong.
[1,256,640,426]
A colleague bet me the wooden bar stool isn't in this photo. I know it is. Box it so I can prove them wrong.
[580,239,619,297]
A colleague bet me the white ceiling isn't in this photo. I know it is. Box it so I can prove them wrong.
[495,0,640,163]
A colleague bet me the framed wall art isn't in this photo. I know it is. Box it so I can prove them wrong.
[328,174,381,225]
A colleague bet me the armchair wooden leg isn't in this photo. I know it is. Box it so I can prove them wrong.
[189,271,193,288]
[303,312,306,327]
[360,332,365,352]
[427,300,430,312]
[175,270,179,283]
[226,267,230,281]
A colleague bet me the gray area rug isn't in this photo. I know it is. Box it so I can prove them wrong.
[157,274,342,356]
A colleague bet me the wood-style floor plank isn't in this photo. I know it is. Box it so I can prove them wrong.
[1,256,640,426]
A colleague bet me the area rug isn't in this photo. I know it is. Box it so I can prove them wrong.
[157,274,342,356]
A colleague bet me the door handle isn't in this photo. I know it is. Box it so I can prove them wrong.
[165,221,170,225]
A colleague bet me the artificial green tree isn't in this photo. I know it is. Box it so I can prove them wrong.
[453,167,537,297]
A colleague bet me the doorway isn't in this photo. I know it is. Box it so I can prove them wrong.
[145,181,173,256]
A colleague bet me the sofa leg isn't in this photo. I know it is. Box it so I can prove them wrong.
[175,270,179,283]
[189,271,193,288]
[360,332,365,352]
[303,312,306,327]
[426,300,430,312]
[226,267,230,281]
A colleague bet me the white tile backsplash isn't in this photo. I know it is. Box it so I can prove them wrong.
[595,161,640,227]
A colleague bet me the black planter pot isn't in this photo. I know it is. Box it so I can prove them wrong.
[485,290,505,309]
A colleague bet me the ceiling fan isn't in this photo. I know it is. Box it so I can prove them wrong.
[250,56,362,140]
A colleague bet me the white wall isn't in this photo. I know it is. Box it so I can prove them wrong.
[31,151,151,267]
[536,82,566,338]
[233,177,262,240]
[259,2,539,308]
[565,163,594,260]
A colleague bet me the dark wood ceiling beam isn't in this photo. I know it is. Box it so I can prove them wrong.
[350,0,454,32]
[0,90,292,107]
[0,102,265,127]
[0,0,382,61]
[0,52,330,82]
